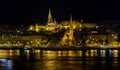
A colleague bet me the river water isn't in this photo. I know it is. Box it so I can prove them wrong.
[0,50,120,70]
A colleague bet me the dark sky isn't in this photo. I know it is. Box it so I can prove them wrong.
[0,0,119,25]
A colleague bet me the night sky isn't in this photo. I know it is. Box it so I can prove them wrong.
[0,0,119,25]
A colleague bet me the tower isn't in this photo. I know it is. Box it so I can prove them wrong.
[35,23,39,32]
[60,15,74,46]
[69,15,74,41]
[46,9,58,31]
[48,8,53,23]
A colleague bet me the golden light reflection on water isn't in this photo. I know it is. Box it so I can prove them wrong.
[60,51,69,56]
[1,49,120,70]
[101,50,106,57]
[113,50,118,57]
[9,50,20,56]
[91,50,94,57]
[0,50,20,58]
[44,61,59,70]
[0,50,9,58]
[44,51,58,58]
[0,50,120,59]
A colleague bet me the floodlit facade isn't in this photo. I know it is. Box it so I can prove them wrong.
[0,9,119,47]
[27,9,120,47]
[28,9,96,32]
[28,9,59,32]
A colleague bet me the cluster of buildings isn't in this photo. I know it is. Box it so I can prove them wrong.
[27,9,120,47]
[28,9,97,32]
[0,9,120,47]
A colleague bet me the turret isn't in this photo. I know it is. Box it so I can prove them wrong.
[48,8,53,23]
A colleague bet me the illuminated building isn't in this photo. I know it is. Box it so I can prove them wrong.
[27,9,120,47]
[60,15,74,46]
[45,9,59,31]
[28,9,59,32]
[28,9,97,32]
[0,9,119,47]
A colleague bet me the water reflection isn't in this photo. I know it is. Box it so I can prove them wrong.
[0,50,119,60]
[0,50,120,70]
[0,59,13,70]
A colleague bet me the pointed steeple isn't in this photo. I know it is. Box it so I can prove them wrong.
[48,8,52,23]
[81,19,83,23]
[70,14,73,30]
[70,14,72,21]
[60,15,74,46]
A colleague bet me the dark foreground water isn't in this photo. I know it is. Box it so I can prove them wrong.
[0,50,120,70]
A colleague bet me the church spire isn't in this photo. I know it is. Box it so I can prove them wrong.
[48,8,52,23]
[69,15,73,41]
[70,14,73,30]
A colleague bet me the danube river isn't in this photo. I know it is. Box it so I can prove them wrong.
[0,50,120,70]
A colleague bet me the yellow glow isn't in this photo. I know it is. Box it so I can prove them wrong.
[113,50,118,57]
[96,25,99,29]
[28,25,34,31]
